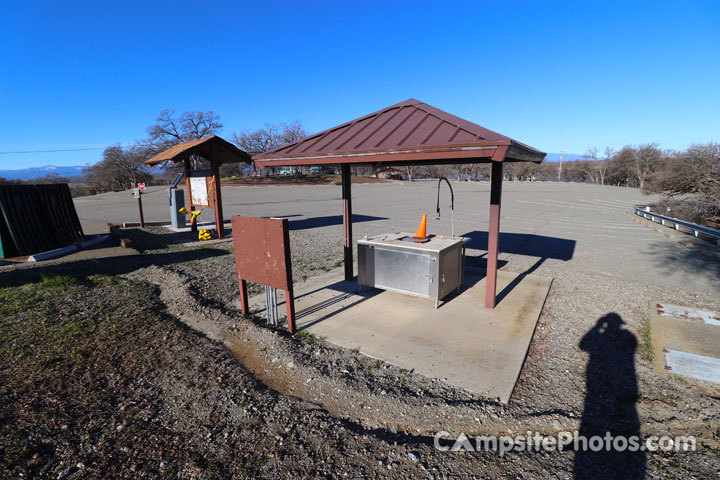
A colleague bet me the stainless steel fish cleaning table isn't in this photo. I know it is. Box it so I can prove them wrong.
[357,233,469,307]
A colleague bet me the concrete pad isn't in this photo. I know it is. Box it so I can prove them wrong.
[249,268,552,402]
[648,302,720,382]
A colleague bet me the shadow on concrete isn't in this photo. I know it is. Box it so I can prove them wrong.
[0,247,230,289]
[293,278,383,330]
[460,231,576,261]
[461,231,576,305]
[288,214,387,231]
[574,313,645,479]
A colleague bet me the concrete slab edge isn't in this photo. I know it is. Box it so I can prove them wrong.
[79,234,112,249]
[26,234,114,262]
[506,276,554,403]
[123,221,171,227]
[28,245,80,262]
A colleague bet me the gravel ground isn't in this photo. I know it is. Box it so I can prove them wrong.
[2,181,720,478]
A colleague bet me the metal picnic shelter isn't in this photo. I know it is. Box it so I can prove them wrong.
[254,99,546,308]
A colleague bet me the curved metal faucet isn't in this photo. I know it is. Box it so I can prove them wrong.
[436,176,455,239]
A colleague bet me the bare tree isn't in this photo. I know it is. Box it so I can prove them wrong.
[143,109,223,169]
[645,142,720,223]
[279,120,308,144]
[632,143,662,190]
[582,147,601,184]
[596,147,613,185]
[606,147,636,187]
[231,121,309,177]
[405,165,415,182]
[84,144,153,191]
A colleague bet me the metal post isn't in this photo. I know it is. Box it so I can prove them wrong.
[485,161,503,308]
[341,164,353,281]
[265,286,271,324]
[137,192,145,228]
[265,286,279,326]
[211,161,225,239]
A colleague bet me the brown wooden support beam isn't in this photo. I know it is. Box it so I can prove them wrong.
[211,161,225,239]
[485,161,503,308]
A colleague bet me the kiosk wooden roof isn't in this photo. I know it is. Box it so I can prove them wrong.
[144,135,252,166]
[144,136,252,239]
[254,99,546,308]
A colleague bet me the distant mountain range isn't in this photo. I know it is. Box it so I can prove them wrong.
[543,153,586,162]
[0,153,595,181]
[0,165,86,181]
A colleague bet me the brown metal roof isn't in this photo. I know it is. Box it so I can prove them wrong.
[254,99,545,167]
[144,135,252,166]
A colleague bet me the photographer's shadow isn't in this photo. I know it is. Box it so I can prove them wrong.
[575,313,646,479]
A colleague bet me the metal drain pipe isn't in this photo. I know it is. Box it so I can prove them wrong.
[436,177,455,239]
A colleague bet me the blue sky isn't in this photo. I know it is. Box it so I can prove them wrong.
[1,0,718,169]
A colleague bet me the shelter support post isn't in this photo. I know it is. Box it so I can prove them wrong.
[341,164,353,281]
[184,159,197,232]
[136,192,145,228]
[211,161,225,239]
[485,161,503,308]
[238,279,249,315]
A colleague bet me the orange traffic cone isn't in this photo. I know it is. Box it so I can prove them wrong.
[413,214,427,239]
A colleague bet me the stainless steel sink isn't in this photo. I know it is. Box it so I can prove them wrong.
[358,233,469,307]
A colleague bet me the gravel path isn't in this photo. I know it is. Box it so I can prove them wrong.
[2,181,719,478]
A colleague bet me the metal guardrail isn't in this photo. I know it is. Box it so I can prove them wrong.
[636,207,720,246]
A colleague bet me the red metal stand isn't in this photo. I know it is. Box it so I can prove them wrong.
[341,164,353,281]
[485,161,503,308]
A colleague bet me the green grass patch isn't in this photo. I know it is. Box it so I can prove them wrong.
[637,315,654,364]
[294,330,325,344]
[38,274,80,288]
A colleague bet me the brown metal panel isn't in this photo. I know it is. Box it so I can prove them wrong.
[387,111,439,148]
[452,129,478,143]
[392,111,432,146]
[424,121,458,145]
[311,124,355,153]
[231,216,293,290]
[231,215,295,332]
[332,116,379,151]
[354,106,412,149]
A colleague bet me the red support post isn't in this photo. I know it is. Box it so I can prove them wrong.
[285,288,296,334]
[485,161,503,308]
[341,164,353,281]
[238,279,249,315]
[211,161,225,239]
